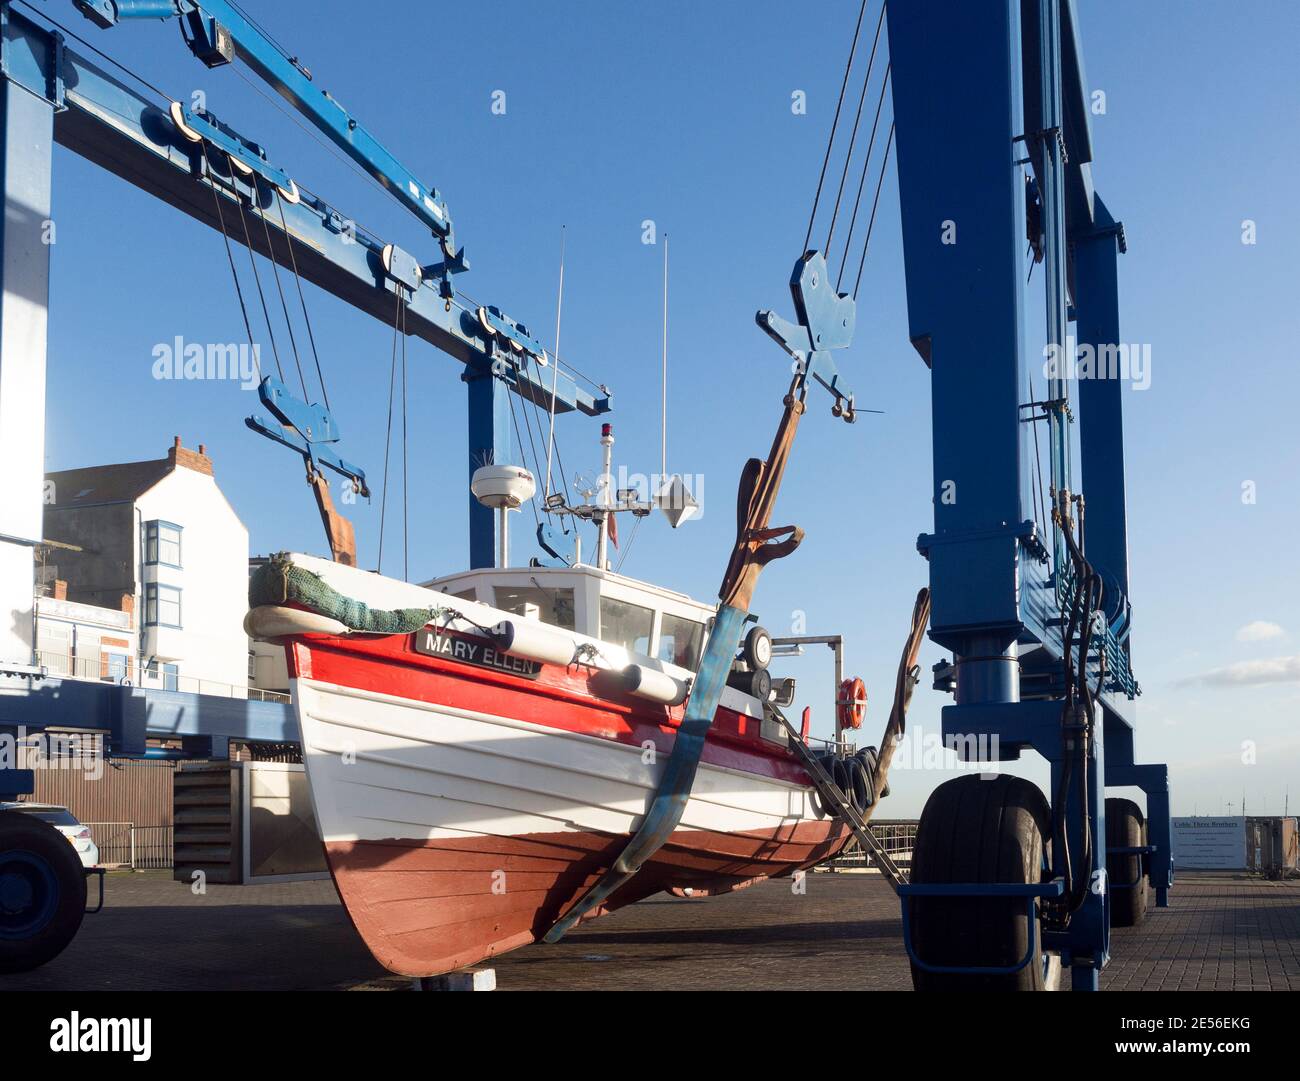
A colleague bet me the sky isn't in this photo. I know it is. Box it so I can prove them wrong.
[33,0,1300,816]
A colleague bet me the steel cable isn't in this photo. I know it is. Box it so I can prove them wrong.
[803,0,871,254]
[825,5,888,260]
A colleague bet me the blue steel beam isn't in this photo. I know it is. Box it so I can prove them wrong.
[0,4,608,421]
[0,675,296,755]
[72,0,460,260]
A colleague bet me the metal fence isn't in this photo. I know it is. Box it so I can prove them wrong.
[83,822,174,869]
[132,826,175,869]
[823,820,917,872]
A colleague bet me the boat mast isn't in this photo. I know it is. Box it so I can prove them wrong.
[595,423,614,569]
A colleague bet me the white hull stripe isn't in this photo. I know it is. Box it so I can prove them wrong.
[293,676,824,845]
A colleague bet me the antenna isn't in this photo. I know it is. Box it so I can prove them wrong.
[651,233,697,528]
[544,226,566,500]
[661,232,669,480]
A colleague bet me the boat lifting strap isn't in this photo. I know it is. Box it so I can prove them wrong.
[543,382,809,943]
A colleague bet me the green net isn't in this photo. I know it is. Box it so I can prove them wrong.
[249,553,435,635]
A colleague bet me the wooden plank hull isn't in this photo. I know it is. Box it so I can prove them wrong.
[286,629,850,976]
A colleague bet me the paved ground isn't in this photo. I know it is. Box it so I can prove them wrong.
[3,870,1296,990]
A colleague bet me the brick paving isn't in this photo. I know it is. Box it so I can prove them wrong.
[2,869,1295,991]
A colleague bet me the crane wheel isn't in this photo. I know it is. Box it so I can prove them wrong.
[909,774,1059,991]
[0,810,88,974]
[1106,797,1148,927]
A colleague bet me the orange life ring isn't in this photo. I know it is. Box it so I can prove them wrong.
[837,676,867,730]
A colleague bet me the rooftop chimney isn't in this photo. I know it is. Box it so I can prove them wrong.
[168,436,214,477]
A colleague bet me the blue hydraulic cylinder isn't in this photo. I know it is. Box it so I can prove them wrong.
[1037,0,1072,575]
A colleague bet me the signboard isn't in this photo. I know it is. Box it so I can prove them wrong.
[412,629,541,680]
[1171,816,1246,870]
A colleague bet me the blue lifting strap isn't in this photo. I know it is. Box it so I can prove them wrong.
[543,603,749,942]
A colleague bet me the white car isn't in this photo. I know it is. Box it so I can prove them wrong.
[0,802,99,868]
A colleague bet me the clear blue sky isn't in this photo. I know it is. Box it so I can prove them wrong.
[38,0,1300,815]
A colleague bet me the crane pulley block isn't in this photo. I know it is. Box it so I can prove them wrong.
[756,251,858,420]
[245,377,369,498]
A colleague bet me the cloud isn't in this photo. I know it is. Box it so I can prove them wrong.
[1194,654,1300,687]
[1236,620,1285,642]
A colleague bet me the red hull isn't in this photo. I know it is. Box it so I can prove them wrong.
[286,625,852,976]
[324,820,849,977]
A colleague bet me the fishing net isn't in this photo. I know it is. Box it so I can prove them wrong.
[248,553,434,634]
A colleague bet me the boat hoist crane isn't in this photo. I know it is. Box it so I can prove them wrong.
[884,0,1173,990]
[0,0,1174,991]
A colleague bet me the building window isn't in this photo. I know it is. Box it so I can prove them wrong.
[145,520,183,568]
[145,583,182,628]
[104,652,129,683]
[145,659,180,690]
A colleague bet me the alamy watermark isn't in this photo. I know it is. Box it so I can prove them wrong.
[602,466,705,518]
[152,336,261,390]
[0,727,104,781]
[1043,335,1151,391]
[885,724,1002,772]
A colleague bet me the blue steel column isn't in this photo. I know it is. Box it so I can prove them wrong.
[0,72,54,798]
[1076,196,1171,905]
[887,0,1026,700]
[463,365,513,569]
[1073,195,1129,605]
[0,76,52,664]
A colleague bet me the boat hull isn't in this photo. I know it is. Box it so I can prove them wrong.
[287,630,850,977]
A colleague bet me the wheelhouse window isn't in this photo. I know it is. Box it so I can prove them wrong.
[494,584,576,630]
[145,583,182,628]
[658,612,705,669]
[600,596,654,655]
[145,520,183,567]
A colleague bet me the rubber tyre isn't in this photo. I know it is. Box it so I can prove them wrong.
[1106,797,1148,928]
[842,755,871,814]
[909,775,1057,991]
[856,746,888,799]
[742,626,772,671]
[0,810,88,973]
[827,756,853,807]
